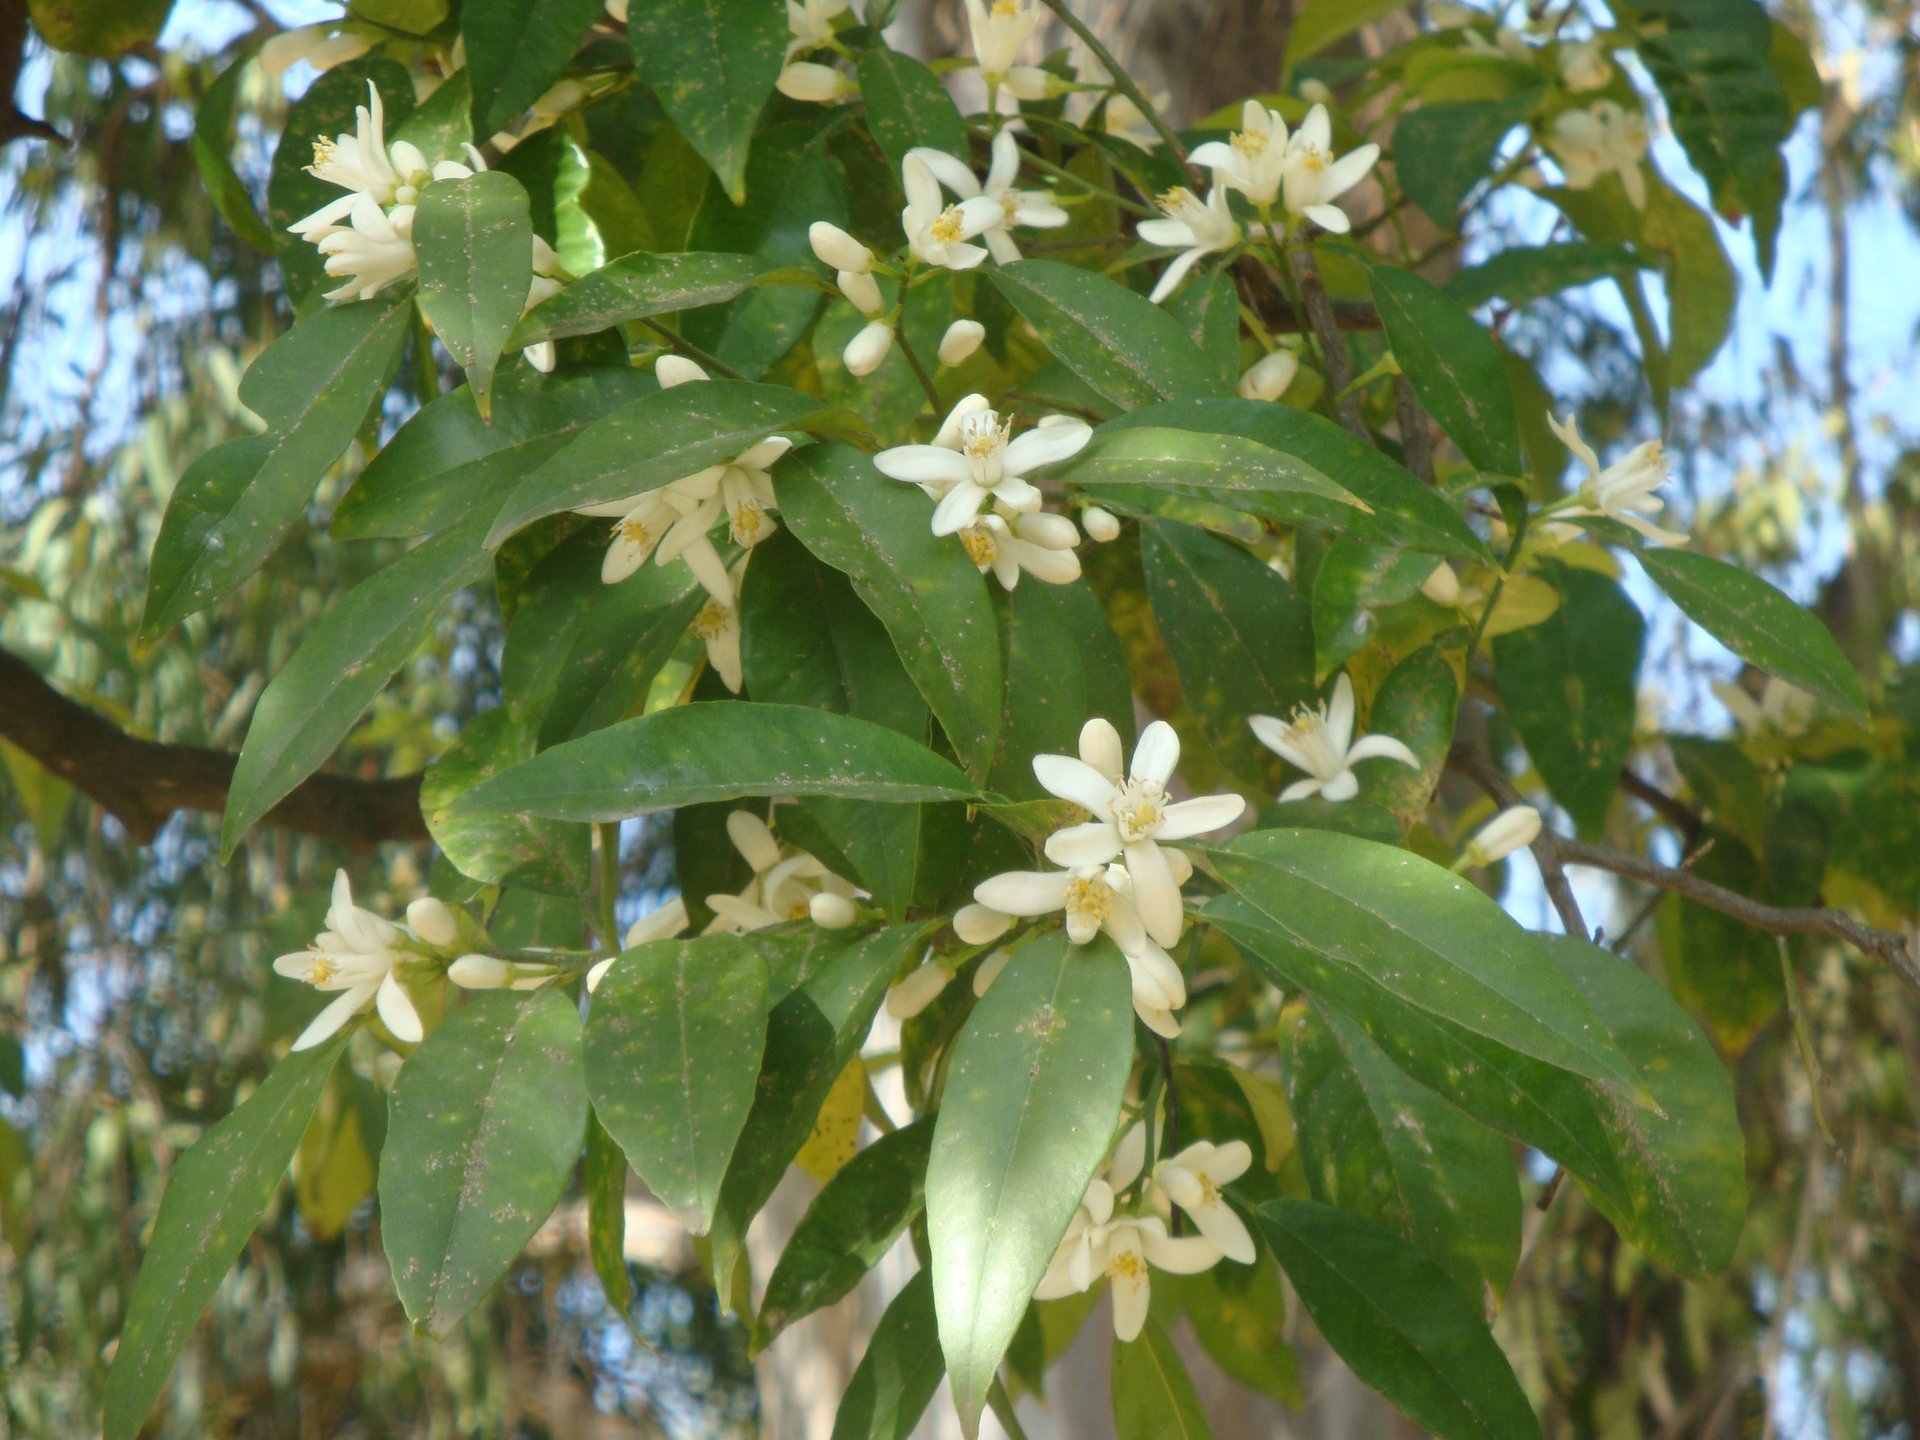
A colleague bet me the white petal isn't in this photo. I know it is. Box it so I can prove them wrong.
[1147,245,1203,304]
[727,809,783,871]
[1140,1227,1223,1275]
[954,902,1016,944]
[1130,721,1181,785]
[1346,734,1421,769]
[908,145,983,199]
[1278,776,1326,803]
[375,971,423,1043]
[1327,674,1356,753]
[1110,1264,1151,1342]
[1320,769,1360,803]
[931,480,990,535]
[973,869,1072,915]
[1032,754,1118,813]
[1003,420,1092,475]
[1303,204,1351,234]
[1109,1124,1147,1191]
[1191,1203,1255,1264]
[1156,793,1246,840]
[1125,840,1183,948]
[1044,821,1124,869]
[1079,718,1125,779]
[291,985,373,1052]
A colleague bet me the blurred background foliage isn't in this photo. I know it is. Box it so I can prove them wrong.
[2,0,1920,1436]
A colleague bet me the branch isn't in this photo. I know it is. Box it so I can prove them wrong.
[1448,745,1920,995]
[1286,241,1370,440]
[0,648,428,847]
[1450,745,1590,942]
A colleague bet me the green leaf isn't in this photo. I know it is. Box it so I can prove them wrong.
[778,443,1003,779]
[829,1269,946,1440]
[586,935,769,1234]
[1309,539,1441,680]
[1369,266,1521,475]
[761,1120,935,1341]
[381,989,588,1337]
[1654,827,1785,1054]
[1112,1321,1214,1440]
[1285,0,1413,68]
[1491,562,1643,836]
[1105,399,1487,562]
[1165,271,1241,388]
[221,514,490,857]
[585,1112,633,1317]
[630,0,788,204]
[420,707,593,894]
[1643,181,1738,388]
[857,46,968,172]
[103,1038,346,1440]
[1257,1201,1543,1440]
[988,260,1219,414]
[413,171,534,417]
[1141,519,1315,795]
[741,529,931,916]
[1283,1004,1520,1316]
[1056,425,1367,527]
[498,526,705,746]
[1207,830,1643,1094]
[1162,1257,1302,1404]
[142,294,412,639]
[192,39,274,251]
[1392,92,1540,228]
[335,365,652,541]
[1445,242,1652,309]
[486,379,825,546]
[453,700,975,822]
[460,0,606,137]
[1354,644,1459,824]
[513,250,772,343]
[390,66,472,161]
[990,575,1136,802]
[928,932,1135,1436]
[1639,547,1867,722]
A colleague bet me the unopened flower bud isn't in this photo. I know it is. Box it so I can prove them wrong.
[1238,349,1299,402]
[971,947,1013,997]
[810,221,873,274]
[406,897,458,949]
[1464,805,1543,867]
[656,354,708,388]
[953,902,1015,945]
[885,961,950,1019]
[843,319,894,376]
[809,891,857,928]
[777,61,851,103]
[586,955,616,992]
[938,318,986,366]
[448,954,514,989]
[1082,505,1122,542]
[1420,561,1461,606]
[1298,78,1335,106]
[837,268,883,316]
[1003,65,1057,101]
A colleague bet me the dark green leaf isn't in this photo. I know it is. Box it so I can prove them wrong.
[857,47,967,172]
[1112,1321,1214,1440]
[1370,266,1521,475]
[513,250,773,343]
[1654,827,1786,1054]
[990,575,1135,802]
[1056,425,1367,526]
[1355,643,1460,824]
[413,171,534,416]
[585,1113,633,1317]
[630,0,788,203]
[1445,241,1652,309]
[1285,0,1413,67]
[829,1269,945,1440]
[192,39,274,251]
[1309,539,1440,679]
[1165,271,1241,388]
[461,0,606,137]
[421,707,593,894]
[1393,92,1540,227]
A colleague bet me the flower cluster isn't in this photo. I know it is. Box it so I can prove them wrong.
[288,83,564,369]
[777,0,858,103]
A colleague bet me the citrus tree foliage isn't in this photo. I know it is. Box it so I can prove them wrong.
[13,0,1905,1436]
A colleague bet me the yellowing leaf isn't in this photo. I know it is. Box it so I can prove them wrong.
[795,1056,866,1185]
[295,1091,374,1242]
[1227,1064,1297,1173]
[1481,573,1560,638]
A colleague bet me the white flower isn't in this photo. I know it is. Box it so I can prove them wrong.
[964,0,1041,82]
[1034,1174,1222,1340]
[810,891,858,928]
[1463,805,1542,867]
[272,871,423,1051]
[886,959,951,1019]
[1278,103,1379,234]
[938,319,986,367]
[955,508,1082,590]
[1545,411,1687,545]
[691,553,749,693]
[406,897,458,950]
[786,0,849,57]
[1136,186,1240,304]
[259,24,373,77]
[777,61,852,103]
[901,155,1004,271]
[1547,101,1649,210]
[1712,676,1815,736]
[312,196,420,302]
[1250,673,1419,803]
[1033,717,1247,948]
[873,392,1091,536]
[1153,1140,1256,1263]
[809,220,873,273]
[843,319,895,375]
[1190,100,1291,206]
[837,268,883,316]
[705,811,859,932]
[1558,39,1613,93]
[1082,505,1121,542]
[1237,349,1298,402]
[586,896,692,992]
[908,131,1068,265]
[290,83,473,236]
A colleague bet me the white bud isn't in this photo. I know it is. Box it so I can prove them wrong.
[604,0,629,20]
[1298,78,1335,106]
[531,78,587,119]
[259,24,373,77]
[655,354,708,388]
[1464,805,1543,867]
[447,954,514,989]
[953,902,1014,945]
[777,61,851,104]
[1238,349,1299,402]
[837,268,884,317]
[1420,561,1461,606]
[810,221,873,274]
[1003,65,1056,101]
[585,955,616,992]
[406,897,458,949]
[937,319,986,367]
[809,891,858,929]
[885,961,950,1020]
[1082,506,1122,542]
[843,320,894,376]
[972,947,1013,997]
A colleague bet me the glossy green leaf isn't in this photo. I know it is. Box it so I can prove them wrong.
[630,0,788,204]
[1141,519,1315,795]
[586,935,769,1234]
[413,171,533,416]
[1055,425,1366,526]
[778,444,1003,779]
[381,989,588,1337]
[461,0,606,137]
[585,1112,633,1318]
[1283,1004,1520,1316]
[1644,181,1738,388]
[1165,270,1241,388]
[857,46,968,171]
[829,1269,945,1440]
[1207,830,1642,1094]
[1163,1256,1302,1405]
[142,293,412,639]
[1492,562,1643,836]
[1354,643,1460,826]
[221,513,490,857]
[928,932,1135,1436]
[513,250,772,343]
[1445,242,1652,309]
[454,701,974,822]
[334,365,653,540]
[390,66,471,161]
[989,260,1218,413]
[1393,91,1540,228]
[1112,1321,1213,1440]
[1370,266,1521,475]
[1655,826,1785,1054]
[103,1037,346,1440]
[760,1120,935,1341]
[1639,547,1867,722]
[192,38,274,251]
[486,379,825,546]
[1309,539,1442,679]
[1258,1200,1543,1440]
[420,707,593,894]
[990,574,1136,801]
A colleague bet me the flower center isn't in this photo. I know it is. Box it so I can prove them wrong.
[786,900,812,920]
[930,205,968,244]
[692,600,732,639]
[1232,128,1268,159]
[1299,147,1327,173]
[992,0,1020,15]
[1109,779,1166,843]
[616,517,652,548]
[311,137,337,167]
[1107,1248,1147,1282]
[307,954,339,986]
[730,504,769,546]
[1198,1173,1221,1205]
[959,524,998,567]
[1064,875,1114,928]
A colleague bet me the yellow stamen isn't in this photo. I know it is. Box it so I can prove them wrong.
[1064,875,1114,925]
[692,600,733,640]
[617,517,653,548]
[930,205,968,244]
[307,955,338,986]
[311,137,337,166]
[959,526,997,567]
[730,505,768,546]
[1231,129,1268,158]
[992,0,1021,15]
[1107,1250,1147,1282]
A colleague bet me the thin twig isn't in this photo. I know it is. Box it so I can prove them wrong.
[637,317,747,381]
[1394,373,1434,483]
[893,325,945,419]
[1033,0,1197,181]
[1449,746,1590,942]
[1285,240,1369,440]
